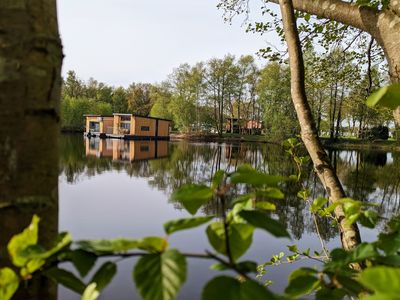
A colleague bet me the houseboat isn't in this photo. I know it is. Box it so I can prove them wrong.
[84,113,171,140]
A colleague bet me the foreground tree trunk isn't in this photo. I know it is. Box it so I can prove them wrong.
[0,0,63,298]
[278,0,362,253]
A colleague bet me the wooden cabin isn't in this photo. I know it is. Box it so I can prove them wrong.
[85,115,114,137]
[84,114,171,140]
[85,139,169,162]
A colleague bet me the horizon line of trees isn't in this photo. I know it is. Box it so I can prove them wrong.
[61,49,392,140]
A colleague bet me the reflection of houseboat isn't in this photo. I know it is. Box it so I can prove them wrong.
[85,138,169,162]
[84,113,171,140]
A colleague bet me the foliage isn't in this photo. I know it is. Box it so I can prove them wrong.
[366,84,400,110]
[61,96,112,131]
[2,161,400,299]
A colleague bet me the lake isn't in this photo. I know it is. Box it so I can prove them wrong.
[6,134,400,299]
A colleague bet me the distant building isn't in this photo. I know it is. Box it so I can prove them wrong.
[226,118,263,134]
[84,113,172,140]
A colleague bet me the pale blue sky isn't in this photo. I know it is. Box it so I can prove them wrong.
[57,0,277,87]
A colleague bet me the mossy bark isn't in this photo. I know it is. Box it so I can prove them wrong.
[0,0,63,298]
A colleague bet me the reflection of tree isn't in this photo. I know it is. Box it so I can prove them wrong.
[60,134,400,242]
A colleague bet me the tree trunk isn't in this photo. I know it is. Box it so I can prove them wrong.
[278,0,362,254]
[267,0,400,130]
[0,0,63,298]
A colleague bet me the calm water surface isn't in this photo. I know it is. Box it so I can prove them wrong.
[56,135,400,298]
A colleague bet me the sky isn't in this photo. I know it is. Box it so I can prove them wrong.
[57,0,278,87]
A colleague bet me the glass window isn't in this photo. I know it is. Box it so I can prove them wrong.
[120,115,131,121]
[89,122,100,132]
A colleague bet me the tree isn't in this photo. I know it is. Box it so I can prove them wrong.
[278,0,362,254]
[127,83,154,116]
[63,70,84,98]
[0,1,63,298]
[204,55,238,135]
[168,64,204,132]
[219,0,400,129]
[149,82,174,120]
[257,62,297,140]
[112,86,129,113]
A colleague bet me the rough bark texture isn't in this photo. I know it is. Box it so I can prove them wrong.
[0,0,63,298]
[278,0,362,253]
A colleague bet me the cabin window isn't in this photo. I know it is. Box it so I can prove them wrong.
[140,145,149,152]
[120,115,131,121]
[120,123,130,129]
[141,126,150,131]
[89,121,100,132]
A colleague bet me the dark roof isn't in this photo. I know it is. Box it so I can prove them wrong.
[113,113,172,122]
[84,114,114,117]
[84,113,172,122]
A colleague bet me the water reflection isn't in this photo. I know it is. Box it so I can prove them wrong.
[59,135,400,242]
[85,138,169,162]
[49,135,400,299]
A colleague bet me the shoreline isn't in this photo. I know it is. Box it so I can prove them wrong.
[170,133,400,151]
[62,131,400,151]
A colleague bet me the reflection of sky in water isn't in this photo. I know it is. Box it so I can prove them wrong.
[59,172,329,299]
[58,136,399,299]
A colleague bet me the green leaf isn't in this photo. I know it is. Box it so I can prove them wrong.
[0,268,19,300]
[297,189,310,200]
[45,267,86,294]
[20,258,45,278]
[359,210,378,228]
[230,165,285,187]
[133,249,187,300]
[21,232,72,261]
[285,268,319,297]
[201,276,276,300]
[230,194,254,208]
[90,262,117,291]
[164,216,214,235]
[366,84,400,109]
[206,222,254,261]
[82,283,100,300]
[378,230,400,255]
[171,184,213,215]
[316,288,346,300]
[311,197,328,213]
[256,188,284,200]
[76,238,140,254]
[76,237,167,254]
[7,215,40,267]
[138,237,167,252]
[287,245,298,253]
[255,201,276,211]
[212,170,225,189]
[358,267,400,296]
[65,250,98,277]
[238,210,290,238]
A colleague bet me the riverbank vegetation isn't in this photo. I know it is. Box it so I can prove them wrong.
[2,0,400,298]
[61,47,392,140]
